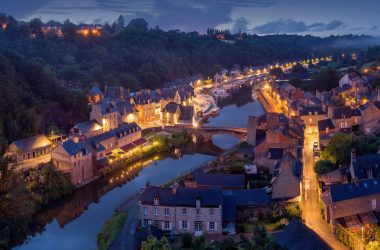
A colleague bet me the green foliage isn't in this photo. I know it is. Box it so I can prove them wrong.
[193,236,205,249]
[181,233,192,248]
[220,238,237,250]
[97,211,128,250]
[141,237,170,250]
[313,159,336,176]
[25,164,74,206]
[239,225,286,250]
[366,241,380,250]
[0,156,35,249]
[320,132,354,165]
[285,203,301,219]
[312,67,340,91]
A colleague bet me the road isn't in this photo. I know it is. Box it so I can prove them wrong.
[301,126,347,250]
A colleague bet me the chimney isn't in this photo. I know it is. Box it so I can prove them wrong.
[172,182,179,194]
[247,116,257,146]
[349,149,357,181]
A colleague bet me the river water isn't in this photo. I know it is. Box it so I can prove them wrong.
[16,85,265,250]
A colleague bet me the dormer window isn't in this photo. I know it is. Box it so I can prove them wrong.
[196,199,201,207]
[154,197,159,206]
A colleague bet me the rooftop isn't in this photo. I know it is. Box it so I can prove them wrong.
[329,178,380,202]
[12,135,52,152]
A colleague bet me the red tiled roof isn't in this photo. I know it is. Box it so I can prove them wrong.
[121,143,137,152]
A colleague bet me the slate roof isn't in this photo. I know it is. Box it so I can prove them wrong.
[133,90,160,104]
[105,86,125,100]
[73,120,102,133]
[85,123,141,145]
[88,86,103,95]
[100,102,117,115]
[163,103,180,114]
[272,218,331,250]
[179,105,194,122]
[116,101,135,115]
[192,173,245,188]
[318,119,335,132]
[351,154,380,180]
[223,189,270,206]
[269,148,284,160]
[329,178,380,202]
[159,88,176,100]
[140,186,223,207]
[333,106,361,119]
[299,106,326,116]
[62,139,90,156]
[13,135,52,152]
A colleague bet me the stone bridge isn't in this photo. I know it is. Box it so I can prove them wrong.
[163,125,247,143]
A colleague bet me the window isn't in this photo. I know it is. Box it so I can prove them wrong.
[143,207,148,215]
[182,208,187,215]
[153,220,159,228]
[196,208,201,215]
[182,221,188,229]
[209,221,215,231]
[154,197,159,205]
[196,199,201,207]
[164,221,170,230]
[209,208,214,215]
[372,199,377,210]
[164,208,169,216]
[194,221,202,232]
[154,207,159,216]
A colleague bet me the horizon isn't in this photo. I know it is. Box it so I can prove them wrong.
[1,0,379,37]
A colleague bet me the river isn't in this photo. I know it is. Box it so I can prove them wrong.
[16,85,265,250]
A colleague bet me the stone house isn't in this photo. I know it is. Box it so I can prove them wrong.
[299,106,327,127]
[360,101,380,135]
[51,139,94,185]
[70,120,103,140]
[184,173,245,190]
[328,106,361,131]
[161,102,181,125]
[271,153,303,201]
[321,178,380,225]
[90,102,119,132]
[139,186,223,235]
[132,90,161,123]
[317,119,336,149]
[6,135,52,169]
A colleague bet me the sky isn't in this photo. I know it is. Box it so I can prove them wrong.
[1,0,380,36]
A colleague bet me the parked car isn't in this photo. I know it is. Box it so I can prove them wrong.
[313,150,320,159]
[313,141,319,152]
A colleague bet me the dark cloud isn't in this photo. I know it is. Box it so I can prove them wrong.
[370,25,378,30]
[252,18,345,34]
[0,0,52,18]
[350,27,365,31]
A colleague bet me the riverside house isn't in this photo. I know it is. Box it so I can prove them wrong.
[5,135,52,169]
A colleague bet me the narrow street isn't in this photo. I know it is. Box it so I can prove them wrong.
[302,126,347,250]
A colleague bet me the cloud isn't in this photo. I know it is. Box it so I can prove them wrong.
[370,25,378,30]
[231,17,249,33]
[0,0,52,18]
[252,18,345,34]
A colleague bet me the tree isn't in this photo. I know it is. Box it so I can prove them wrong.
[313,159,336,176]
[181,233,192,248]
[366,241,380,250]
[320,132,353,166]
[126,18,148,31]
[313,67,339,91]
[239,225,285,250]
[141,237,170,250]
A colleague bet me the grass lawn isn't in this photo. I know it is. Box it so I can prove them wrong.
[97,211,128,250]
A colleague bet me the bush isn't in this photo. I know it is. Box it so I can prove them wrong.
[97,211,128,250]
[285,203,300,219]
[313,159,336,176]
[181,233,192,248]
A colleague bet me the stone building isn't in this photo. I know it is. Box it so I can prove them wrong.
[132,90,161,123]
[70,120,103,140]
[299,106,327,127]
[321,178,380,225]
[51,139,93,185]
[139,186,223,235]
[360,101,380,135]
[6,135,52,169]
[328,106,361,131]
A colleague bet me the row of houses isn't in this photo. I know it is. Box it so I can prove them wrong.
[5,84,195,186]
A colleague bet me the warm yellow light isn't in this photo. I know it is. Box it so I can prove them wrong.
[193,122,198,128]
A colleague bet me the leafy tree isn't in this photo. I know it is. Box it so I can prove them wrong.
[220,238,237,250]
[320,132,353,166]
[366,241,380,250]
[312,67,339,91]
[181,233,192,248]
[126,18,148,31]
[313,159,336,176]
[141,236,170,250]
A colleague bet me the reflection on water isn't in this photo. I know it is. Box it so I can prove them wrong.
[17,84,266,250]
[212,134,240,150]
[18,143,218,250]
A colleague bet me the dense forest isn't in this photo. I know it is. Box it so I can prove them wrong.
[0,13,379,152]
